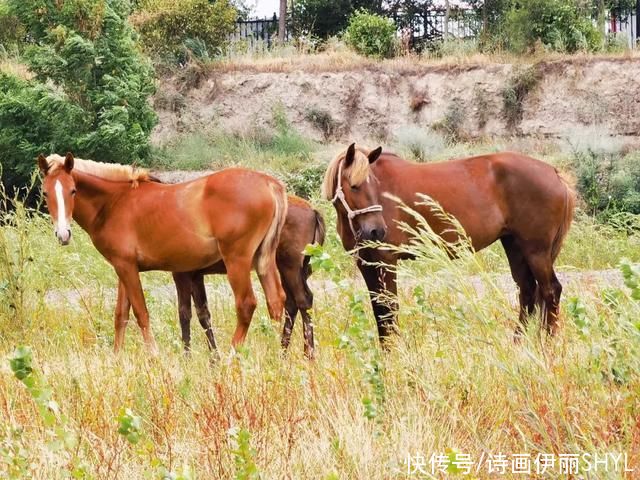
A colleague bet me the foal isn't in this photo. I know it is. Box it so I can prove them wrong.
[173,196,325,358]
[39,153,287,353]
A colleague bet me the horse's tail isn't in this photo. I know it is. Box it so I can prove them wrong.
[299,209,326,303]
[312,209,326,247]
[551,173,575,262]
[255,180,288,275]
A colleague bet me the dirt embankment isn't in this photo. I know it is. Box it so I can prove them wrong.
[152,57,640,145]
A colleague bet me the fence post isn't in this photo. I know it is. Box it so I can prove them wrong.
[278,0,286,42]
[636,0,640,43]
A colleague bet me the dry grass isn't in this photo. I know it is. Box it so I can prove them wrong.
[205,46,640,75]
[1,188,640,478]
[0,57,31,80]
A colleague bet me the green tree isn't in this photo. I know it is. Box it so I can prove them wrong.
[291,0,384,39]
[130,0,237,57]
[0,0,156,195]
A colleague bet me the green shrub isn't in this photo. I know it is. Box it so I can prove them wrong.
[1,0,157,196]
[0,0,23,50]
[392,125,446,162]
[503,0,602,53]
[130,0,237,57]
[279,164,325,199]
[572,148,640,224]
[305,108,339,141]
[345,10,396,58]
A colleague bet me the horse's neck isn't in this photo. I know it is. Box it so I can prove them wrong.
[72,171,127,233]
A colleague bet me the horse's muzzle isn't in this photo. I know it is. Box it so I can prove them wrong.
[56,228,71,245]
[360,226,387,242]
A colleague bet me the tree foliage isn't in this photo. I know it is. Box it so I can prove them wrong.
[504,0,602,53]
[130,0,237,57]
[291,0,384,39]
[0,0,24,50]
[0,0,156,195]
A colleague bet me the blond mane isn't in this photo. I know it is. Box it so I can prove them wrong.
[321,146,374,200]
[46,154,151,186]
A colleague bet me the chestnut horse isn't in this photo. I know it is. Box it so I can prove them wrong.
[322,144,575,344]
[172,195,325,358]
[38,153,287,353]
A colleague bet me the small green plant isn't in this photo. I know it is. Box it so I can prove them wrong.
[305,244,386,422]
[345,10,396,58]
[228,427,261,480]
[502,66,541,130]
[117,408,143,445]
[620,259,640,300]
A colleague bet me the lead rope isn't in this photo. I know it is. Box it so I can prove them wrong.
[330,160,383,238]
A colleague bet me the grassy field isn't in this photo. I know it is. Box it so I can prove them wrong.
[1,131,640,479]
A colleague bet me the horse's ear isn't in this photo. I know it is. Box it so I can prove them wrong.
[64,152,74,173]
[37,154,49,175]
[344,143,356,168]
[368,146,382,164]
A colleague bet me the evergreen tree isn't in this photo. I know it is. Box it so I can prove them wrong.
[0,0,156,195]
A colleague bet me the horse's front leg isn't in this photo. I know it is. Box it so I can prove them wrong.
[113,261,158,355]
[114,279,131,354]
[357,260,399,348]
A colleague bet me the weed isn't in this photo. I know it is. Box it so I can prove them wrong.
[502,65,541,130]
[305,107,339,141]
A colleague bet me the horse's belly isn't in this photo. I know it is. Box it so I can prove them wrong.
[136,238,221,272]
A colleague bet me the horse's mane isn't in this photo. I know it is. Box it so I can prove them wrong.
[46,154,153,186]
[321,145,374,200]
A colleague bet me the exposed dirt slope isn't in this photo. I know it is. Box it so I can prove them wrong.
[152,57,640,145]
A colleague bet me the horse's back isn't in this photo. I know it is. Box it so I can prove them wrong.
[373,151,570,251]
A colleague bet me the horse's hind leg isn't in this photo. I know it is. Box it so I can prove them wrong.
[191,273,218,352]
[524,249,562,335]
[501,236,537,336]
[279,263,315,358]
[299,308,315,360]
[281,283,298,352]
[173,272,193,352]
[222,253,257,348]
[256,261,285,324]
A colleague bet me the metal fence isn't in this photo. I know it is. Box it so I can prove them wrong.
[231,17,279,48]
[393,8,482,43]
[233,8,639,49]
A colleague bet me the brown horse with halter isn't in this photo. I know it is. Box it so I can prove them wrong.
[38,153,287,354]
[172,195,325,359]
[322,144,575,345]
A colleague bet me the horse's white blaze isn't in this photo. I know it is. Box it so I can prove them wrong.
[54,180,70,241]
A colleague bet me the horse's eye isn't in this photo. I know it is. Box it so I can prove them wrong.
[350,185,359,191]
[71,189,77,196]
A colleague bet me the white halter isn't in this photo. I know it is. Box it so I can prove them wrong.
[331,160,383,237]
